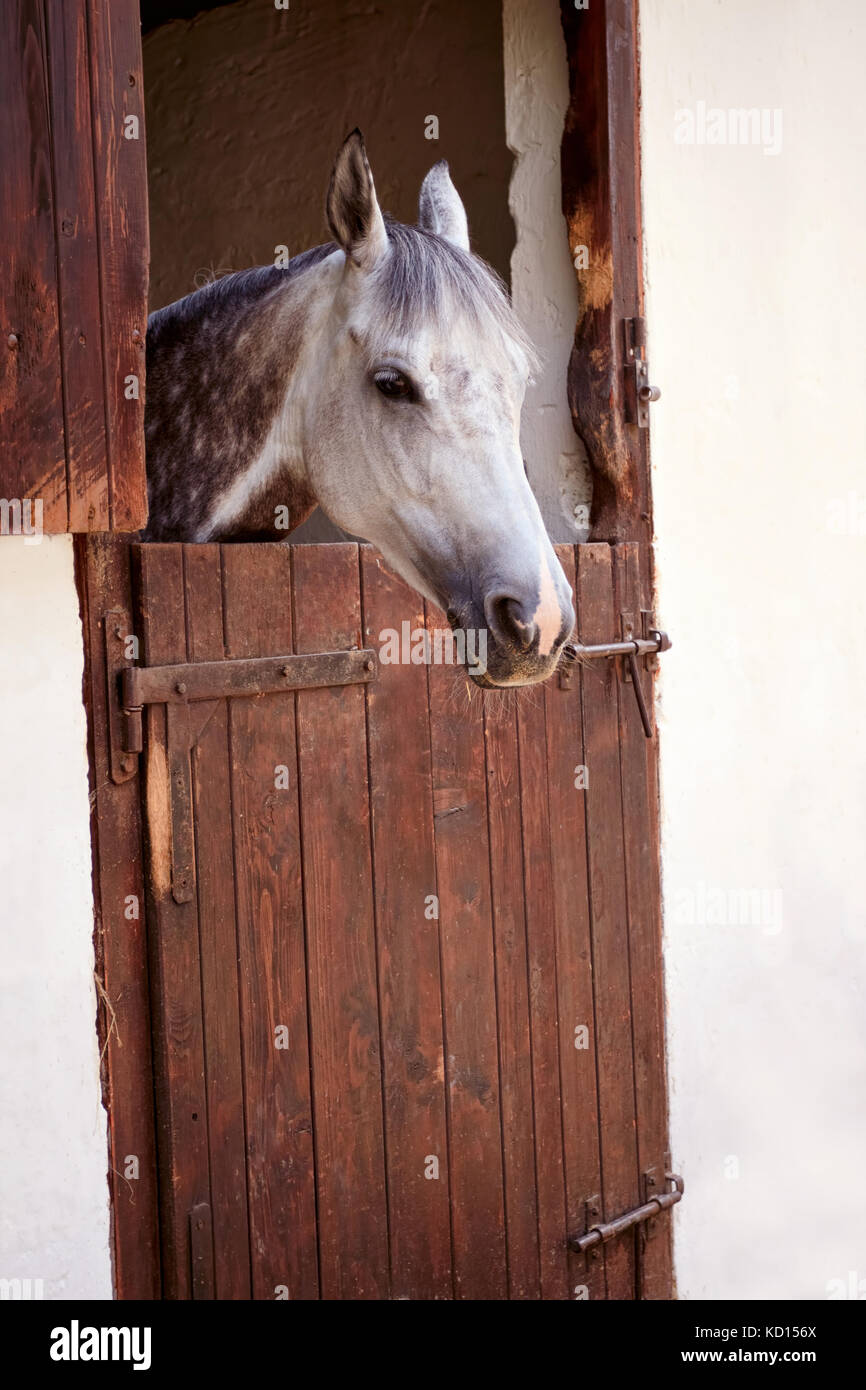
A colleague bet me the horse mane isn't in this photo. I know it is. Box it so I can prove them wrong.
[147,243,336,330]
[148,220,537,372]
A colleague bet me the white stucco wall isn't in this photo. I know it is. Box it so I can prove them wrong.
[0,538,111,1299]
[504,0,590,541]
[640,0,866,1298]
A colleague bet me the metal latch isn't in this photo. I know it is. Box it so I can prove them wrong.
[558,616,671,738]
[568,1172,684,1254]
[623,316,661,427]
[118,647,378,755]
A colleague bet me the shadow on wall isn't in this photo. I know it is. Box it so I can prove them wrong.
[141,0,514,311]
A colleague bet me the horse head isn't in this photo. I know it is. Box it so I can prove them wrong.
[302,131,575,687]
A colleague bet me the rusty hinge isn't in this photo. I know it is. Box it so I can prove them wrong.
[102,610,139,784]
[103,636,378,905]
[623,316,661,427]
[116,646,379,755]
[568,1172,684,1254]
[558,619,671,738]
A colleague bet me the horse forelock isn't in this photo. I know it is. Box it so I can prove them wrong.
[357,219,538,372]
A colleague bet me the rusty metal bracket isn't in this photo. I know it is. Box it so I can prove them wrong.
[118,648,378,757]
[108,644,378,904]
[102,610,139,784]
[568,1172,684,1253]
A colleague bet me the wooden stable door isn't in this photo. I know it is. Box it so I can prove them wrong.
[81,537,672,1300]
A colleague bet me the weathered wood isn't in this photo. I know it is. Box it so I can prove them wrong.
[560,0,650,546]
[0,0,66,526]
[360,547,453,1299]
[0,1,148,532]
[516,681,570,1299]
[182,545,251,1299]
[575,544,641,1298]
[86,0,148,530]
[135,543,211,1300]
[292,543,389,1299]
[483,693,541,1299]
[76,534,160,1299]
[426,602,507,1299]
[612,542,672,1299]
[189,1202,215,1300]
[44,0,108,529]
[545,545,607,1301]
[222,542,319,1301]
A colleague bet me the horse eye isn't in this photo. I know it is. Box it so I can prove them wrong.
[373,368,414,400]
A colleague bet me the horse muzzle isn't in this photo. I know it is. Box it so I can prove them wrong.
[447,591,574,689]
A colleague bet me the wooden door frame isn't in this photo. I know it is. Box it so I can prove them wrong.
[78,534,161,1298]
[558,1,672,1297]
[78,0,668,1300]
[560,0,654,555]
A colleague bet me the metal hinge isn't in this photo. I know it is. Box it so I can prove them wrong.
[568,1172,684,1254]
[623,316,661,427]
[102,610,139,784]
[115,645,378,756]
[558,617,671,738]
[102,626,378,905]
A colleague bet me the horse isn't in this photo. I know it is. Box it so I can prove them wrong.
[143,130,574,687]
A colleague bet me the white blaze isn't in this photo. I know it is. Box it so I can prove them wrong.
[532,544,567,656]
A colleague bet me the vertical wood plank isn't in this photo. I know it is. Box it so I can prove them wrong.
[182,545,251,1299]
[77,534,160,1297]
[292,543,389,1299]
[136,542,210,1300]
[44,0,108,529]
[222,542,319,1301]
[87,0,148,530]
[0,0,66,527]
[576,543,640,1299]
[544,545,607,1301]
[426,603,507,1299]
[516,681,570,1300]
[483,693,540,1299]
[360,548,453,1299]
[612,542,672,1299]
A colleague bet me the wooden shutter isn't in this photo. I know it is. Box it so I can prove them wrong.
[0,0,148,533]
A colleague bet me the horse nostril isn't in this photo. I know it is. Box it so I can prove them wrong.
[490,596,537,652]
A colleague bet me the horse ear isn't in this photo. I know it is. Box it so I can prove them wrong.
[418,161,470,252]
[327,129,389,271]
